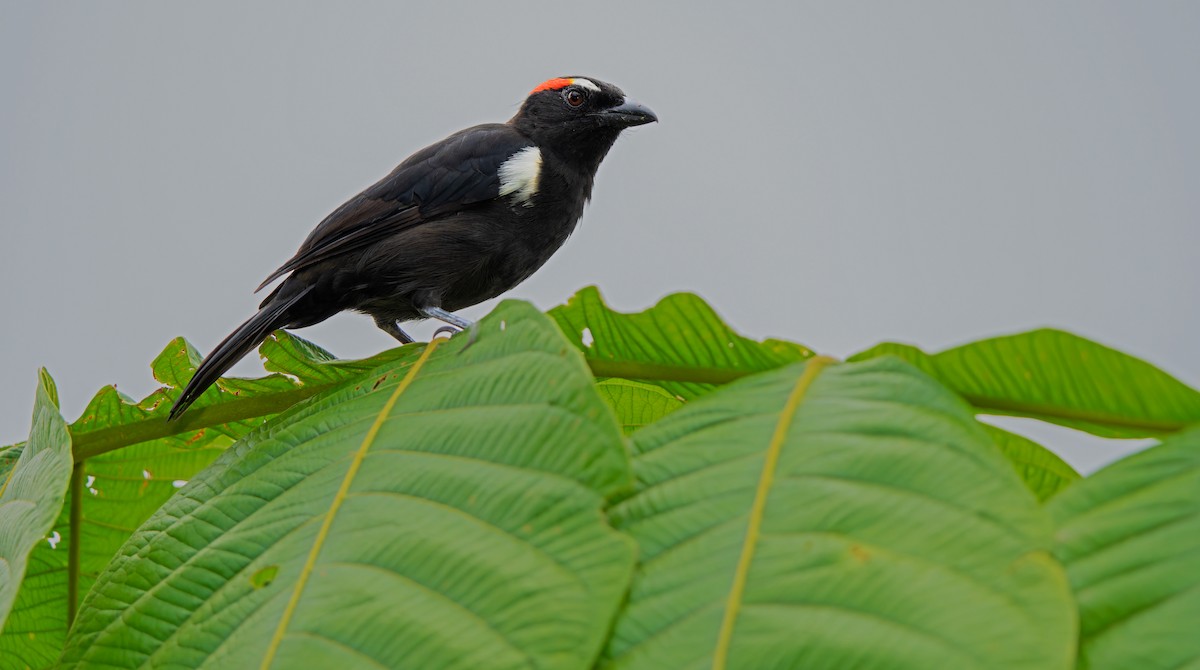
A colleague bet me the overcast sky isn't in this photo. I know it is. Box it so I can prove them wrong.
[2,2,1197,473]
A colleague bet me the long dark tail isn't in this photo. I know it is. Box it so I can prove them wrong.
[168,285,313,421]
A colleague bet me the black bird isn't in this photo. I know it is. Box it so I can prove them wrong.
[168,76,656,419]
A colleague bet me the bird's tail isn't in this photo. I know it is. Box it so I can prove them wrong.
[168,285,313,421]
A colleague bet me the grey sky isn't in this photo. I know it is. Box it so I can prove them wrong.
[2,2,1197,473]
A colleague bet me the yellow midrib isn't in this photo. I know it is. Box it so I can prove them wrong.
[259,339,442,670]
[711,356,835,670]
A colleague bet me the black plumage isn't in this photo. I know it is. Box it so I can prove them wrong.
[169,77,655,419]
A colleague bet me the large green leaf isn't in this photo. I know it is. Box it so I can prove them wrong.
[0,371,73,668]
[550,286,813,400]
[1048,427,1200,670]
[982,424,1080,503]
[604,357,1075,669]
[849,330,1200,438]
[60,302,636,670]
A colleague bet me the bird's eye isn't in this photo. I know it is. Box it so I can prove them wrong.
[564,88,586,108]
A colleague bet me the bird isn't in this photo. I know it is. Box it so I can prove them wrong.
[168,76,656,420]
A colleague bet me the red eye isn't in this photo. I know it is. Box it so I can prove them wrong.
[564,89,586,107]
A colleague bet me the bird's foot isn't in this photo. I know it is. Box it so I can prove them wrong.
[418,306,480,349]
[429,323,482,351]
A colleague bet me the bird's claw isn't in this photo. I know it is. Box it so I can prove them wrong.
[429,323,482,352]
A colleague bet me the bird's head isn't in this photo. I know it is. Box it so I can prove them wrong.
[511,76,657,170]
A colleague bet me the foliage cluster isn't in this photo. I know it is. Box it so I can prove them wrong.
[2,287,1197,669]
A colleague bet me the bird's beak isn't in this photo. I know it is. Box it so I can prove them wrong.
[599,98,658,127]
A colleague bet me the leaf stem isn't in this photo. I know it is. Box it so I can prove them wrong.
[65,357,1189,464]
[964,394,1182,436]
[585,359,752,385]
[70,385,335,463]
[68,462,83,627]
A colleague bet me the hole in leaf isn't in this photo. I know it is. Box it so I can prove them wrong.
[251,564,280,589]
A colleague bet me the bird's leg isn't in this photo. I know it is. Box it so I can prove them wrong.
[373,317,415,344]
[417,306,474,331]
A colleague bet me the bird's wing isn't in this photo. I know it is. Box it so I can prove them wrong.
[256,123,533,291]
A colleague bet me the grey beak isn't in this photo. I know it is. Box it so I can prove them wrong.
[600,98,658,127]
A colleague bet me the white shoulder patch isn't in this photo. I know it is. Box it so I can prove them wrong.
[498,146,542,207]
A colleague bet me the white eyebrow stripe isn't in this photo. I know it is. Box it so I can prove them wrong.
[571,78,601,92]
[497,146,542,207]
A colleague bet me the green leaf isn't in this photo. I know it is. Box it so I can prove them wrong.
[550,286,813,399]
[259,330,417,385]
[61,302,636,670]
[0,371,73,668]
[982,424,1081,502]
[1048,427,1200,670]
[605,357,1075,669]
[595,379,685,436]
[849,330,1200,438]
